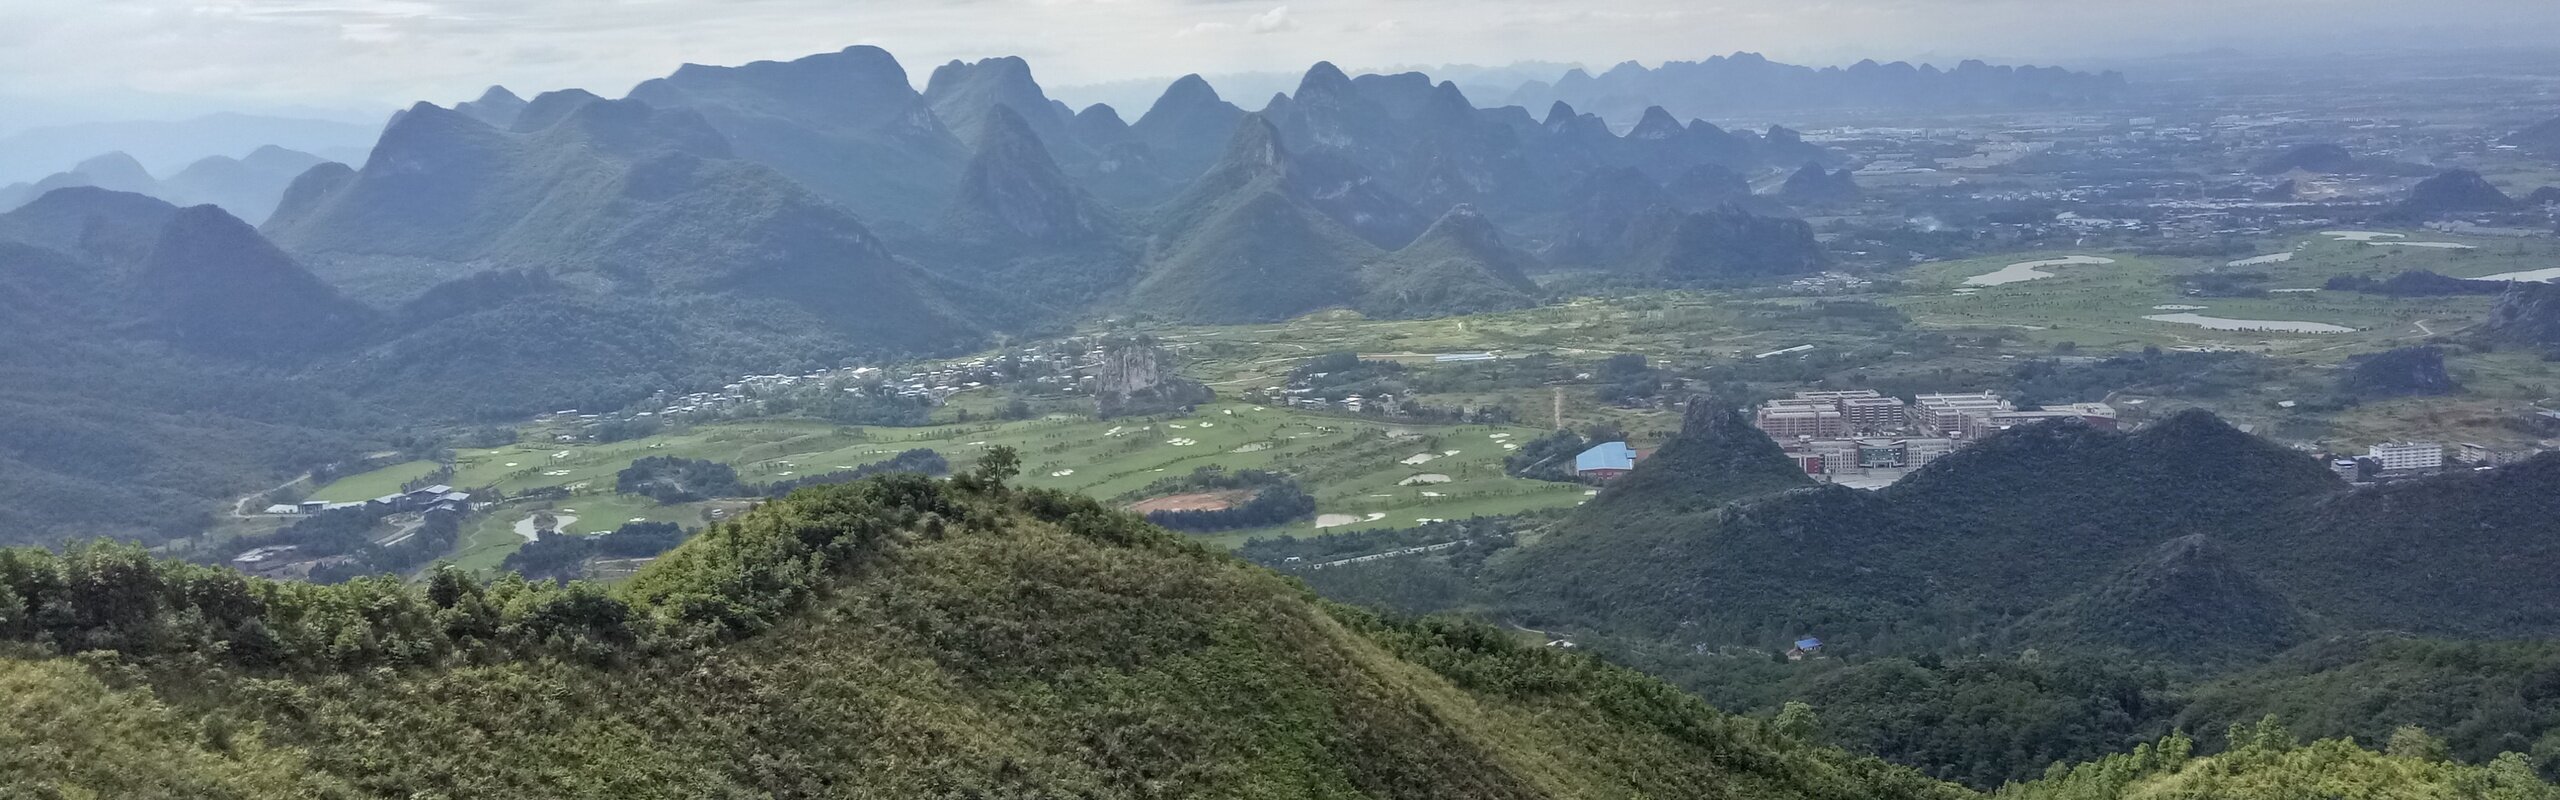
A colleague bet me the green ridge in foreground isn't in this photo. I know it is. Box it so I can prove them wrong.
[3,454,2550,798]
[0,456,1961,799]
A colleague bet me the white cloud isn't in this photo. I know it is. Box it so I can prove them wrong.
[1247,5,1294,34]
[1185,4,1292,37]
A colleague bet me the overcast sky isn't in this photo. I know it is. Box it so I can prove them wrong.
[6,0,2560,124]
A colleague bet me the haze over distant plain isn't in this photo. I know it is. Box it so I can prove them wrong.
[6,0,2560,125]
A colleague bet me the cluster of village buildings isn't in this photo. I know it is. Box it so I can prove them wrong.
[263,484,473,517]
[1564,387,2534,487]
[1564,390,2122,483]
[1751,390,2118,476]
[539,340,1121,433]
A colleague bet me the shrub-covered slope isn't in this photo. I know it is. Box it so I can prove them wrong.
[0,463,1968,799]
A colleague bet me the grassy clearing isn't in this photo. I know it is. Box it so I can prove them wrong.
[311,402,1592,565]
[305,460,442,502]
[450,493,715,573]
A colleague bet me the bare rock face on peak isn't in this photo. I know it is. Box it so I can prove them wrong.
[2479,281,2560,348]
[1093,335,1214,418]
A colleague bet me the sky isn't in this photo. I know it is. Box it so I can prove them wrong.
[5,0,2560,125]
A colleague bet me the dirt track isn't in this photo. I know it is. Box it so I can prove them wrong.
[1128,491,1248,514]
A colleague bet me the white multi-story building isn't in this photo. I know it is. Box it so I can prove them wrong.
[1910,393,2014,438]
[1903,438,1957,468]
[1840,396,1909,431]
[1757,390,1906,436]
[1757,395,1848,438]
[1807,439,1859,469]
[2368,442,2445,473]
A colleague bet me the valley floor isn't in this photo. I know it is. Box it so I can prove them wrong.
[283,225,2559,573]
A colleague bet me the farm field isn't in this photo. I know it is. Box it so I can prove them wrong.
[310,402,1593,570]
[1153,297,1784,389]
[1888,231,2560,354]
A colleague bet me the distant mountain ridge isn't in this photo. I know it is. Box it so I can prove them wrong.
[0,112,375,185]
[626,46,971,226]
[1508,53,2127,125]
[0,146,331,223]
[377,47,1873,311]
[264,94,996,415]
[0,189,384,545]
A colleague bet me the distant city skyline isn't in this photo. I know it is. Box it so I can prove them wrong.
[6,0,2560,130]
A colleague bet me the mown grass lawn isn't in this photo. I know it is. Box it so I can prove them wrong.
[311,402,1593,569]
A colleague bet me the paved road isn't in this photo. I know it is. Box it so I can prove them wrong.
[229,473,312,519]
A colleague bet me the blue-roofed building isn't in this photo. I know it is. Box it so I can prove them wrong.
[1574,442,1639,480]
[1787,636,1825,661]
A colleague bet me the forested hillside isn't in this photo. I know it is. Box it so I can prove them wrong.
[0,190,387,546]
[1280,401,2560,786]
[0,460,1965,799]
[1495,409,2370,647]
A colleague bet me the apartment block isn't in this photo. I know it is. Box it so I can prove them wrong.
[2367,442,2444,473]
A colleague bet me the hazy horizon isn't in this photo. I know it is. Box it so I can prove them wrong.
[8,0,2560,131]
